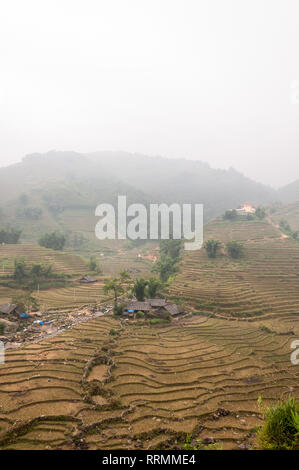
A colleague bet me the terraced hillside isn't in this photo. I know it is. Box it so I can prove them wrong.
[0,245,87,278]
[269,202,299,231]
[170,218,299,319]
[0,216,298,450]
[36,282,106,311]
[0,314,298,450]
[0,243,154,308]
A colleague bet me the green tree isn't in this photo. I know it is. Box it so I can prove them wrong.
[38,232,66,250]
[292,231,298,241]
[226,240,245,259]
[11,291,39,312]
[103,278,124,314]
[223,209,237,220]
[255,207,266,219]
[87,256,101,273]
[160,239,182,261]
[152,255,177,282]
[119,270,131,284]
[13,258,27,283]
[132,278,148,301]
[29,263,53,283]
[203,239,222,258]
[0,228,22,244]
[146,277,163,298]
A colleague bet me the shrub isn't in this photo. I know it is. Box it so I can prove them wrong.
[0,228,22,244]
[223,209,237,220]
[150,318,170,324]
[38,232,66,250]
[203,239,222,258]
[109,328,120,336]
[255,207,266,219]
[136,311,144,318]
[183,435,222,450]
[258,397,299,450]
[87,256,101,273]
[0,322,4,334]
[226,240,245,259]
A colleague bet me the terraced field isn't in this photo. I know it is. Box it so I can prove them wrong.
[0,216,298,450]
[170,218,299,319]
[36,282,106,311]
[0,243,154,308]
[270,202,299,231]
[0,245,87,278]
[0,314,298,450]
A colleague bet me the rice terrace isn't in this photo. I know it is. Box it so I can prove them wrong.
[0,194,298,451]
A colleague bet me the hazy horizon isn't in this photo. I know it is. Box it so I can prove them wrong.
[1,0,299,187]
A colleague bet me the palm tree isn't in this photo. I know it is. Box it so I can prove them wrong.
[203,239,222,258]
[104,278,124,312]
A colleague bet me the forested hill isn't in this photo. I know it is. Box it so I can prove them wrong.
[0,150,296,243]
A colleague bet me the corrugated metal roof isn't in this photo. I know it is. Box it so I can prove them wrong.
[0,303,17,314]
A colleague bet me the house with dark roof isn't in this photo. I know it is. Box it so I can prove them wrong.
[124,301,152,313]
[78,275,98,283]
[123,298,183,318]
[164,303,182,316]
[148,299,166,308]
[0,303,17,315]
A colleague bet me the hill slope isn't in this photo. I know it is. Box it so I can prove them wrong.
[170,216,299,320]
[0,151,279,245]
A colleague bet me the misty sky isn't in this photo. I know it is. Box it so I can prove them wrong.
[0,0,299,187]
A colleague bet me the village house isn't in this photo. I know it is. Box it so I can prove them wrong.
[78,275,98,284]
[0,302,17,315]
[235,202,256,216]
[123,298,183,318]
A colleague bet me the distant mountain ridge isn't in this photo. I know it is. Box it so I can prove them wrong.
[0,150,297,244]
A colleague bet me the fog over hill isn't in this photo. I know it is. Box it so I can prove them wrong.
[0,151,298,244]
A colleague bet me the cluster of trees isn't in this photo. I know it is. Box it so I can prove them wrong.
[132,277,163,301]
[11,290,39,313]
[13,259,55,285]
[0,228,22,244]
[152,239,182,282]
[103,270,131,315]
[38,232,66,250]
[87,256,101,273]
[223,209,238,220]
[204,239,245,259]
[16,207,43,220]
[280,219,298,240]
[255,207,266,219]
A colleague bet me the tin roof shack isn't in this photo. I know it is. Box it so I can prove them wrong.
[124,301,152,314]
[148,299,166,308]
[123,299,184,321]
[0,303,17,315]
[78,275,98,284]
[164,303,183,316]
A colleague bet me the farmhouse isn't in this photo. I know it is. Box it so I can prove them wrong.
[148,298,166,308]
[123,298,183,317]
[0,303,17,315]
[236,202,256,216]
[164,303,181,316]
[124,301,152,313]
